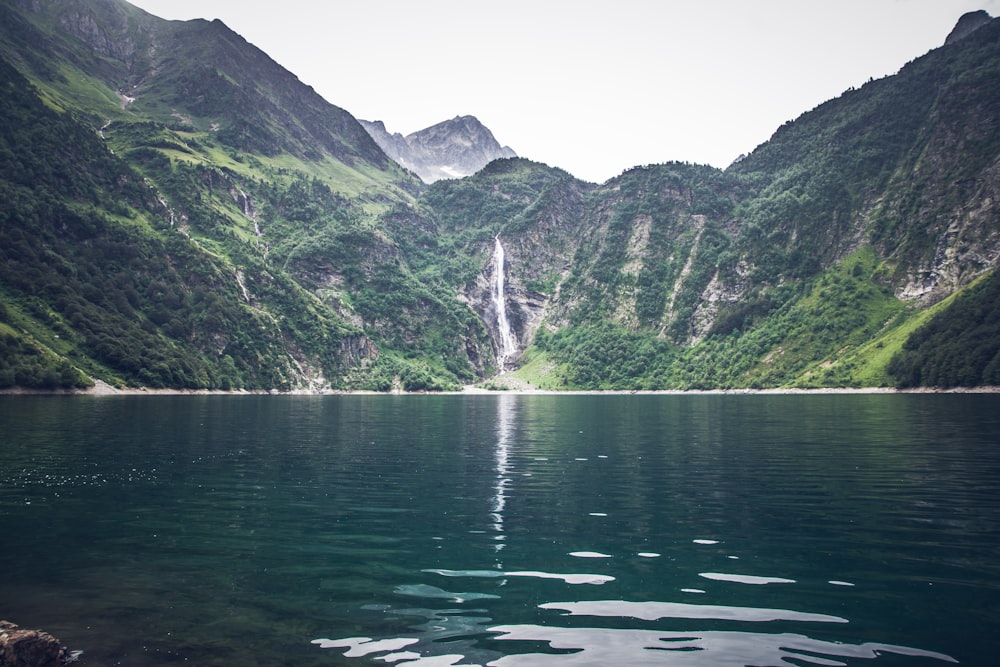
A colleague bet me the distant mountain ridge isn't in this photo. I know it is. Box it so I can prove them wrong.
[361,115,516,183]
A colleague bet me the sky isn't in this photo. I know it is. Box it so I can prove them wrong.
[127,0,996,183]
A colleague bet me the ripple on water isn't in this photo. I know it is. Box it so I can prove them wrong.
[484,624,959,666]
[699,572,796,585]
[311,637,418,656]
[423,568,614,585]
[394,584,500,603]
[314,609,957,665]
[538,599,848,623]
[312,551,958,666]
[506,571,614,585]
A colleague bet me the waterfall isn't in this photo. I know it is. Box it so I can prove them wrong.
[157,196,175,227]
[238,189,261,237]
[238,188,267,258]
[492,235,518,370]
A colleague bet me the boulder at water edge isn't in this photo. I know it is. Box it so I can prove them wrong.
[0,621,75,667]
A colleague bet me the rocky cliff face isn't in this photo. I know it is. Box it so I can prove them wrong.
[945,10,992,45]
[361,116,516,183]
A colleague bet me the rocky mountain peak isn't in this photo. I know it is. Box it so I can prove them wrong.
[361,115,516,183]
[944,10,992,45]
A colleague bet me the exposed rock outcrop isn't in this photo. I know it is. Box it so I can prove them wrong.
[338,334,379,367]
[361,116,516,183]
[945,10,992,45]
[0,620,76,667]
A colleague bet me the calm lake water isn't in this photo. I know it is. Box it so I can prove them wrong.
[0,394,998,666]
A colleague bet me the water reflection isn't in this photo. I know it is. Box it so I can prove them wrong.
[698,571,796,585]
[2,395,995,665]
[424,568,614,586]
[312,395,962,666]
[537,600,847,623]
[314,602,957,666]
[317,550,953,665]
[487,624,958,666]
[491,393,515,559]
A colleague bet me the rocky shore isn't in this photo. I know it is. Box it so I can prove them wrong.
[0,621,77,667]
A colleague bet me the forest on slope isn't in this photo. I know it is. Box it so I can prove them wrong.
[0,0,998,391]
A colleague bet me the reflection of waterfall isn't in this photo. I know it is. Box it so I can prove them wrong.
[491,394,515,562]
[314,395,960,666]
[492,236,518,371]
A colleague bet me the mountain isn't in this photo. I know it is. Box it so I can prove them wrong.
[404,12,1000,390]
[946,9,992,44]
[0,0,997,392]
[0,0,416,186]
[360,115,517,183]
[0,0,488,392]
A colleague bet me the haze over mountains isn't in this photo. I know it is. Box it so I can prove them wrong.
[0,0,998,392]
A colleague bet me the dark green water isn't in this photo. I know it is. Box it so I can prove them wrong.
[0,394,998,666]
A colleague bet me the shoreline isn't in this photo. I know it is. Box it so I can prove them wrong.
[1,379,998,397]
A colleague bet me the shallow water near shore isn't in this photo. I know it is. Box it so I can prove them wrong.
[0,394,998,665]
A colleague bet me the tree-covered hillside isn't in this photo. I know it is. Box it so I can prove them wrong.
[406,15,1000,391]
[0,0,491,391]
[0,0,998,391]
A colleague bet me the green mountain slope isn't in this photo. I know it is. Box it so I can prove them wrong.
[0,0,490,391]
[406,15,1000,390]
[0,0,997,391]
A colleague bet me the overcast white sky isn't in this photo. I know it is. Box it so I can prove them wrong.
[128,0,996,183]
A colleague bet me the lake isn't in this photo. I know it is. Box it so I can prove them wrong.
[0,393,998,666]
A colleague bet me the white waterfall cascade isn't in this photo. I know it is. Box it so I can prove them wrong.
[237,188,268,258]
[157,196,175,227]
[492,235,518,370]
[238,188,263,239]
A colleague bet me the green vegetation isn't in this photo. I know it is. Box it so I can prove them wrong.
[536,322,675,390]
[531,248,943,391]
[888,271,1000,387]
[0,322,91,390]
[0,0,998,392]
[0,24,470,392]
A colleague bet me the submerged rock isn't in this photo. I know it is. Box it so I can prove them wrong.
[0,620,77,667]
